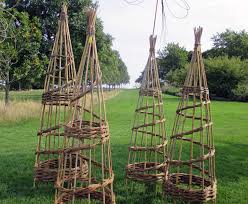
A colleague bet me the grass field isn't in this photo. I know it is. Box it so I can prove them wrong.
[0,89,248,203]
[0,90,43,101]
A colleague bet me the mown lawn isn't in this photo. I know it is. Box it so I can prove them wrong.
[0,89,248,203]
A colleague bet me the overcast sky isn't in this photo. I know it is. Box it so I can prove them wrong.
[97,0,247,87]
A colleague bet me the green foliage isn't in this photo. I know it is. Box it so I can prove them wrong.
[166,65,188,86]
[166,56,248,101]
[135,43,188,84]
[156,29,248,101]
[0,7,44,91]
[203,29,248,59]
[158,43,188,79]
[204,57,245,99]
[100,49,129,86]
[5,0,91,62]
[4,0,129,88]
[232,83,248,101]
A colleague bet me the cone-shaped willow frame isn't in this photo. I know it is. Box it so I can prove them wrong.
[126,35,167,184]
[55,8,115,204]
[34,4,77,185]
[164,27,217,203]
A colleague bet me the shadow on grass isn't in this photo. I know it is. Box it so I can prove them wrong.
[0,152,54,202]
[0,141,247,203]
[216,142,248,182]
[111,140,248,203]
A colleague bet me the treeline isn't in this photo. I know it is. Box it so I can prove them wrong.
[137,29,248,101]
[0,0,129,93]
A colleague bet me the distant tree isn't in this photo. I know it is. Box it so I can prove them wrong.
[204,56,245,98]
[135,70,144,84]
[115,51,129,86]
[100,48,129,89]
[5,0,129,90]
[118,58,130,86]
[166,65,188,87]
[166,56,248,100]
[135,43,188,84]
[135,29,248,101]
[203,29,248,59]
[5,0,92,66]
[0,8,43,104]
[158,43,188,80]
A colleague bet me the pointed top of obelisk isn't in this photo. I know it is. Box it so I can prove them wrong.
[60,3,68,20]
[85,8,97,36]
[194,26,203,46]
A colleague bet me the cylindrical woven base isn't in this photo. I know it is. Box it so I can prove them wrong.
[56,186,115,204]
[34,155,88,183]
[164,173,217,202]
[55,173,115,204]
[126,162,166,183]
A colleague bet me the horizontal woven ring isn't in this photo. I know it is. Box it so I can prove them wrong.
[139,88,161,97]
[169,148,215,165]
[134,129,164,138]
[56,176,114,203]
[65,120,109,140]
[132,118,166,131]
[182,86,209,94]
[34,156,88,183]
[42,92,74,104]
[164,173,217,202]
[126,162,166,183]
[171,122,213,139]
[175,101,211,122]
[128,141,167,152]
[37,125,61,136]
[135,103,163,112]
[63,142,101,153]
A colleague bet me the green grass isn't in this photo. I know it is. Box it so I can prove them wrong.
[0,89,248,203]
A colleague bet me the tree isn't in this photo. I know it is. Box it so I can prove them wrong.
[0,8,42,104]
[5,0,116,68]
[5,0,129,90]
[115,50,129,87]
[118,57,130,86]
[166,56,248,100]
[203,29,248,59]
[136,43,188,84]
[100,48,129,89]
[204,56,245,99]
[158,43,188,80]
[135,70,143,84]
[5,0,91,65]
[166,65,188,87]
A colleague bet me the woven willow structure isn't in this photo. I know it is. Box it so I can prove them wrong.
[34,5,77,184]
[126,35,167,183]
[55,8,115,204]
[164,27,216,202]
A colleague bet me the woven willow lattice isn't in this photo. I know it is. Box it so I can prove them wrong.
[126,35,167,183]
[164,27,217,202]
[34,5,77,184]
[55,8,115,204]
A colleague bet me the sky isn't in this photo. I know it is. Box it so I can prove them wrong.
[97,0,248,87]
